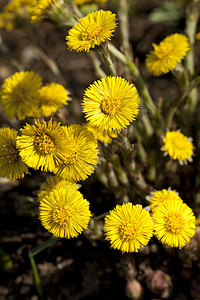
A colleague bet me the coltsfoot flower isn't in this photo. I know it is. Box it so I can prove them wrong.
[75,0,107,5]
[196,32,200,41]
[66,10,117,52]
[104,203,154,253]
[36,82,69,117]
[54,124,99,182]
[162,131,194,165]
[82,76,140,132]
[0,128,28,180]
[0,71,42,120]
[39,187,92,238]
[30,0,56,23]
[152,200,196,248]
[38,175,78,201]
[16,119,67,172]
[0,0,32,31]
[146,33,190,76]
[146,188,183,212]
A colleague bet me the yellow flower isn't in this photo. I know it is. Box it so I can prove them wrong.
[152,200,196,248]
[38,175,78,201]
[39,187,92,238]
[85,122,117,143]
[147,188,183,212]
[146,33,190,76]
[0,0,32,31]
[54,124,99,182]
[0,128,28,180]
[36,83,69,117]
[66,10,117,52]
[196,32,200,41]
[195,217,200,227]
[75,0,107,5]
[82,76,140,132]
[30,0,56,23]
[162,131,194,165]
[0,71,42,120]
[104,203,154,253]
[16,119,67,172]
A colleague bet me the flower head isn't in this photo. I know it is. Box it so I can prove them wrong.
[39,187,91,238]
[152,200,196,248]
[146,33,190,76]
[0,71,42,120]
[82,76,140,132]
[16,119,67,172]
[54,124,99,182]
[0,128,28,180]
[30,0,56,23]
[66,10,117,52]
[75,0,107,5]
[85,123,117,143]
[38,175,78,201]
[0,0,32,31]
[162,131,194,165]
[104,203,154,253]
[36,83,69,117]
[147,188,183,212]
[196,32,200,41]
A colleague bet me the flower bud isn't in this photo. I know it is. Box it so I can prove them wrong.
[125,279,143,300]
[147,270,172,299]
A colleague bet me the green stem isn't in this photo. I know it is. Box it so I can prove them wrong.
[88,52,107,78]
[108,43,157,116]
[118,0,133,60]
[165,76,200,129]
[140,111,154,137]
[97,43,117,76]
[96,212,108,220]
[133,128,148,163]
[185,1,199,109]
[31,237,59,257]
[29,253,43,297]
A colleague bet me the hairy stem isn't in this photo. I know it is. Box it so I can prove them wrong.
[185,1,199,109]
[108,43,157,116]
[165,76,200,129]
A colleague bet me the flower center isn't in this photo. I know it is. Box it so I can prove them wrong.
[82,23,102,41]
[52,205,75,226]
[34,134,55,154]
[13,88,25,103]
[1,144,19,163]
[165,213,184,234]
[172,137,186,149]
[63,150,77,165]
[154,42,173,59]
[101,96,121,115]
[119,220,139,240]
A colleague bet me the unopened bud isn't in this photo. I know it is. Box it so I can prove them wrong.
[147,270,172,299]
[125,279,143,300]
